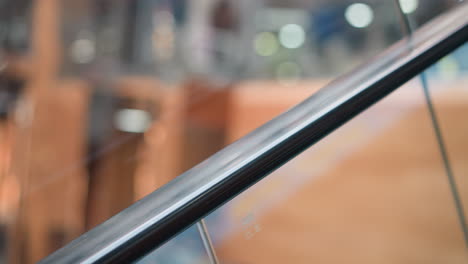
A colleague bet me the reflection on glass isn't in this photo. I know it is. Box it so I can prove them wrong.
[203,79,468,263]
[423,42,468,237]
[136,224,210,264]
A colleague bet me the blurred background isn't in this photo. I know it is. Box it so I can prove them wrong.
[0,0,467,263]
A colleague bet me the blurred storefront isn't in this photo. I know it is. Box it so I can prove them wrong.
[0,0,467,263]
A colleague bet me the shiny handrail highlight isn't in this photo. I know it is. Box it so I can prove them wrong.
[40,4,468,263]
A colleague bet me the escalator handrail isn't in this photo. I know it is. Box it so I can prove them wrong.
[41,4,468,263]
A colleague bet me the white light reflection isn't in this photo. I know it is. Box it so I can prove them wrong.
[70,38,96,64]
[345,3,374,28]
[114,109,152,133]
[399,0,419,14]
[278,24,306,49]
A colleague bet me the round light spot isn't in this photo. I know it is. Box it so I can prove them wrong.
[345,3,374,28]
[254,32,279,56]
[399,0,418,14]
[278,24,306,49]
[70,38,96,64]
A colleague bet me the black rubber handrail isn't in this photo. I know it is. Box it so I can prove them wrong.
[41,4,468,263]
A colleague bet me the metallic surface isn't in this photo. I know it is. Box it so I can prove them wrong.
[40,4,468,263]
[197,220,220,264]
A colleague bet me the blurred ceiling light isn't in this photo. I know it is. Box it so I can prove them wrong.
[278,24,306,49]
[345,3,374,28]
[70,38,96,64]
[254,32,279,56]
[114,109,152,133]
[399,0,419,14]
[276,61,301,85]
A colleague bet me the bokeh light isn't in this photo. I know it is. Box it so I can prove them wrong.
[254,32,279,56]
[399,0,419,14]
[345,3,374,28]
[278,24,306,49]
